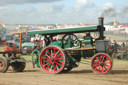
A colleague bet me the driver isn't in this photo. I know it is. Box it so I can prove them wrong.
[84,32,93,45]
[43,35,53,46]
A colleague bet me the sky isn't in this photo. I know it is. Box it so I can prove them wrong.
[0,0,128,24]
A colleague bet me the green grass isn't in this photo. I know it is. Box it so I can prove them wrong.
[105,34,128,41]
[22,54,32,60]
[0,46,4,51]
[0,46,5,57]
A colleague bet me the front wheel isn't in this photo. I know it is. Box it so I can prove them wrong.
[91,53,113,74]
[39,46,66,74]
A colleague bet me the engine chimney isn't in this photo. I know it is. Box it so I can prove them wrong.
[98,17,105,40]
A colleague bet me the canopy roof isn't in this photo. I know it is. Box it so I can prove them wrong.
[27,26,99,35]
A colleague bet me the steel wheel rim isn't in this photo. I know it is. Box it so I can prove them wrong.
[91,54,112,74]
[39,46,65,73]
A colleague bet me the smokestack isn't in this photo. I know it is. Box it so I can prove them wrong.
[98,17,104,26]
[98,17,105,40]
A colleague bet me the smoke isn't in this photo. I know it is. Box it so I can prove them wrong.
[101,3,116,17]
[101,8,116,17]
[123,6,128,13]
[101,3,128,19]
[121,6,128,17]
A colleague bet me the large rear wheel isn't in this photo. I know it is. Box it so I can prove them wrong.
[61,52,73,73]
[91,53,113,74]
[39,46,66,74]
[0,56,9,73]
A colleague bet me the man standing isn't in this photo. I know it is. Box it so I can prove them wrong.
[113,40,119,53]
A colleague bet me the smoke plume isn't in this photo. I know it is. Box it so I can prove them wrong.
[121,6,128,17]
[101,7,116,17]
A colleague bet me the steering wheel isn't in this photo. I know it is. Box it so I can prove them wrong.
[62,34,80,48]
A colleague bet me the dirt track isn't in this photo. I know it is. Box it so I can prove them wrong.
[1,60,128,85]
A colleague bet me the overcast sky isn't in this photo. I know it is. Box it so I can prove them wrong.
[0,0,127,24]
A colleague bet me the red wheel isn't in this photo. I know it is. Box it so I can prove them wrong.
[0,56,9,73]
[0,60,4,71]
[91,53,113,74]
[39,46,66,74]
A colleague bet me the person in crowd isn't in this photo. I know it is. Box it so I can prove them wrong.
[113,40,119,53]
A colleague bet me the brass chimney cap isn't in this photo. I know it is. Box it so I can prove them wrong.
[98,17,104,20]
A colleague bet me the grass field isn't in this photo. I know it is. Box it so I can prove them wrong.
[105,34,128,41]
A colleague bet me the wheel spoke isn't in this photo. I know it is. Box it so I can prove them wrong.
[56,53,61,58]
[102,67,104,73]
[43,60,50,63]
[103,66,108,71]
[104,62,111,65]
[50,65,53,71]
[46,63,51,70]
[104,64,110,67]
[55,61,61,66]
[98,66,101,72]
[58,61,63,63]
[51,50,53,57]
[104,57,109,62]
[94,61,99,64]
[93,67,98,71]
[100,56,102,61]
[56,64,59,71]
[52,64,56,71]
[54,51,59,57]
[102,56,105,62]
[93,64,100,66]
[45,54,51,58]
[42,57,49,59]
[96,57,100,62]
[43,62,50,67]
[46,50,51,56]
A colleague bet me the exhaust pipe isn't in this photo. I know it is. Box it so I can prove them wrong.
[98,17,105,40]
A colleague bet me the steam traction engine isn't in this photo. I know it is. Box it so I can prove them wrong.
[27,17,113,74]
[0,17,113,74]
